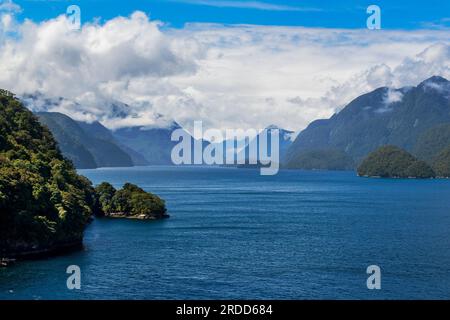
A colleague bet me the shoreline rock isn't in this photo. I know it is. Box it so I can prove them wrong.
[105,212,170,220]
[1,240,83,263]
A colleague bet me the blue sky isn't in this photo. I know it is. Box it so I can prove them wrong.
[12,0,450,29]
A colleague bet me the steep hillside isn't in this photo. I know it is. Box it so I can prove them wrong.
[0,90,95,257]
[413,123,450,162]
[37,112,133,168]
[113,122,206,165]
[286,76,450,169]
[432,146,450,178]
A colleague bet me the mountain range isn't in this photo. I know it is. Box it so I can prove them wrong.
[18,76,450,172]
[35,112,201,168]
[284,76,450,169]
[235,125,295,165]
[37,112,134,169]
[113,123,191,166]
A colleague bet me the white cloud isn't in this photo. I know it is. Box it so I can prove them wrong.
[421,77,450,99]
[169,25,449,133]
[421,17,450,29]
[384,89,404,105]
[0,0,20,35]
[0,0,21,13]
[423,81,449,93]
[0,11,203,128]
[373,89,404,114]
[170,0,319,12]
[0,9,449,134]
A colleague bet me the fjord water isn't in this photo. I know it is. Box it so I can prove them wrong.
[1,166,450,299]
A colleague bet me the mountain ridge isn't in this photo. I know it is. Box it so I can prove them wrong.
[36,112,134,169]
[285,76,450,170]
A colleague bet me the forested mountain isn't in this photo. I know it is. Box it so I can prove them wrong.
[0,90,96,257]
[285,76,450,170]
[37,112,134,169]
[284,149,355,170]
[432,146,450,177]
[413,123,450,162]
[0,89,169,259]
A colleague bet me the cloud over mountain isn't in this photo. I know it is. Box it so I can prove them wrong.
[0,4,449,133]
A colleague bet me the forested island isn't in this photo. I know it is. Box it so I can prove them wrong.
[0,89,168,262]
[95,182,168,220]
[357,145,436,178]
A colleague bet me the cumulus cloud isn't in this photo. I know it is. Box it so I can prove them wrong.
[0,6,449,134]
[0,0,20,13]
[0,0,20,35]
[168,25,450,133]
[392,43,450,86]
[0,10,204,128]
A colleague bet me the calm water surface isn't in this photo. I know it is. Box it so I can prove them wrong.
[1,166,450,299]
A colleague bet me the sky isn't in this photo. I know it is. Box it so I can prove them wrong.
[10,0,450,29]
[0,0,449,135]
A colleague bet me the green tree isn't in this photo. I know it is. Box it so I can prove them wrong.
[95,182,117,215]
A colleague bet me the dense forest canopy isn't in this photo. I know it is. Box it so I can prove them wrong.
[433,146,450,178]
[0,89,96,256]
[357,145,436,178]
[95,182,167,219]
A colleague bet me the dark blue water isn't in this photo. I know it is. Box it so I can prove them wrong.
[1,166,450,299]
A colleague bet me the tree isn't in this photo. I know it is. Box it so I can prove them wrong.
[95,182,117,215]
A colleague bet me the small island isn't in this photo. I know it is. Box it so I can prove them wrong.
[357,145,436,179]
[95,182,169,220]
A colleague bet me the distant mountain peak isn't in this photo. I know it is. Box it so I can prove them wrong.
[420,75,449,86]
[169,121,182,130]
[419,75,450,95]
[264,125,294,134]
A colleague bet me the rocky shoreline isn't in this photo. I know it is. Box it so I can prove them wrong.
[0,213,170,267]
[1,240,83,265]
[106,212,171,220]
